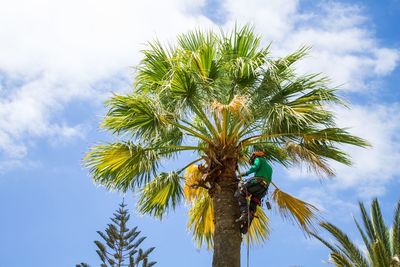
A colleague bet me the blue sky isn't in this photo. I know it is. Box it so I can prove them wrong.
[0,0,399,266]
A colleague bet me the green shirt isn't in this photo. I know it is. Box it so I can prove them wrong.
[244,157,273,183]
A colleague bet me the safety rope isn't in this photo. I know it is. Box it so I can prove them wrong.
[246,186,250,267]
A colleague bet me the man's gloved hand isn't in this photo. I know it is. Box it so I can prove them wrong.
[239,172,247,177]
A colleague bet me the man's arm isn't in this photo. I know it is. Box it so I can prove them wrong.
[240,157,261,176]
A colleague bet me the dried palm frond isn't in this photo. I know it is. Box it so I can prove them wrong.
[272,187,319,233]
[183,164,207,202]
[285,141,334,177]
[211,95,251,119]
[247,206,271,245]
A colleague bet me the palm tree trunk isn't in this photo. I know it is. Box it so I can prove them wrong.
[212,161,242,267]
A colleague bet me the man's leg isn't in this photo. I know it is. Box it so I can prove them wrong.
[234,183,249,223]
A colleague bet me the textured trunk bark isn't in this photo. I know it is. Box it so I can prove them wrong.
[212,160,241,267]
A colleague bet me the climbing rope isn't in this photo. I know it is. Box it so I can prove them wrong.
[246,186,250,267]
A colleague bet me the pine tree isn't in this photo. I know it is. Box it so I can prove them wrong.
[77,201,156,267]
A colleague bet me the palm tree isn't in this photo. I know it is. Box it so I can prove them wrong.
[313,199,400,267]
[84,25,368,267]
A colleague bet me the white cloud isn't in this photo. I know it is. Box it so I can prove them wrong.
[223,1,399,91]
[330,104,400,196]
[0,0,214,160]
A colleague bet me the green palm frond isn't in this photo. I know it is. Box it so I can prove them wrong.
[136,40,174,92]
[137,172,183,219]
[84,142,160,191]
[178,30,219,82]
[393,201,400,257]
[256,46,310,97]
[371,238,391,267]
[315,198,400,267]
[320,222,369,267]
[330,252,353,267]
[247,206,270,245]
[272,187,319,233]
[221,24,269,89]
[371,199,392,257]
[302,128,370,147]
[360,201,377,242]
[102,93,174,141]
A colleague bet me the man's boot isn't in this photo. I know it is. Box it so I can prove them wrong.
[235,212,248,223]
[239,212,254,234]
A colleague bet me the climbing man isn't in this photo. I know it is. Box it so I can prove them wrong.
[235,151,272,234]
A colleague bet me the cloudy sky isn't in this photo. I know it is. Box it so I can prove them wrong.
[0,0,399,266]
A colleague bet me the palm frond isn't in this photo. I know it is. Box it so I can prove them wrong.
[84,142,160,191]
[187,193,214,249]
[256,46,310,98]
[137,172,183,219]
[360,201,378,243]
[354,217,374,257]
[247,206,270,245]
[272,187,319,233]
[178,29,219,82]
[101,93,174,142]
[371,199,392,257]
[393,200,400,257]
[136,40,174,92]
[285,141,335,177]
[315,199,400,267]
[330,252,354,267]
[302,128,370,148]
[320,222,369,267]
[221,24,269,88]
[371,238,391,267]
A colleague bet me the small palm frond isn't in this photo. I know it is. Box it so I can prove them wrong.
[135,40,174,92]
[320,222,369,267]
[84,142,160,191]
[359,201,376,242]
[393,201,400,257]
[371,199,392,257]
[315,198,400,267]
[137,172,183,219]
[310,232,353,267]
[285,141,335,177]
[183,164,207,202]
[187,193,214,249]
[371,238,391,267]
[302,128,370,148]
[101,93,169,141]
[177,30,218,82]
[330,252,353,267]
[272,187,319,233]
[221,24,269,86]
[247,206,270,245]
